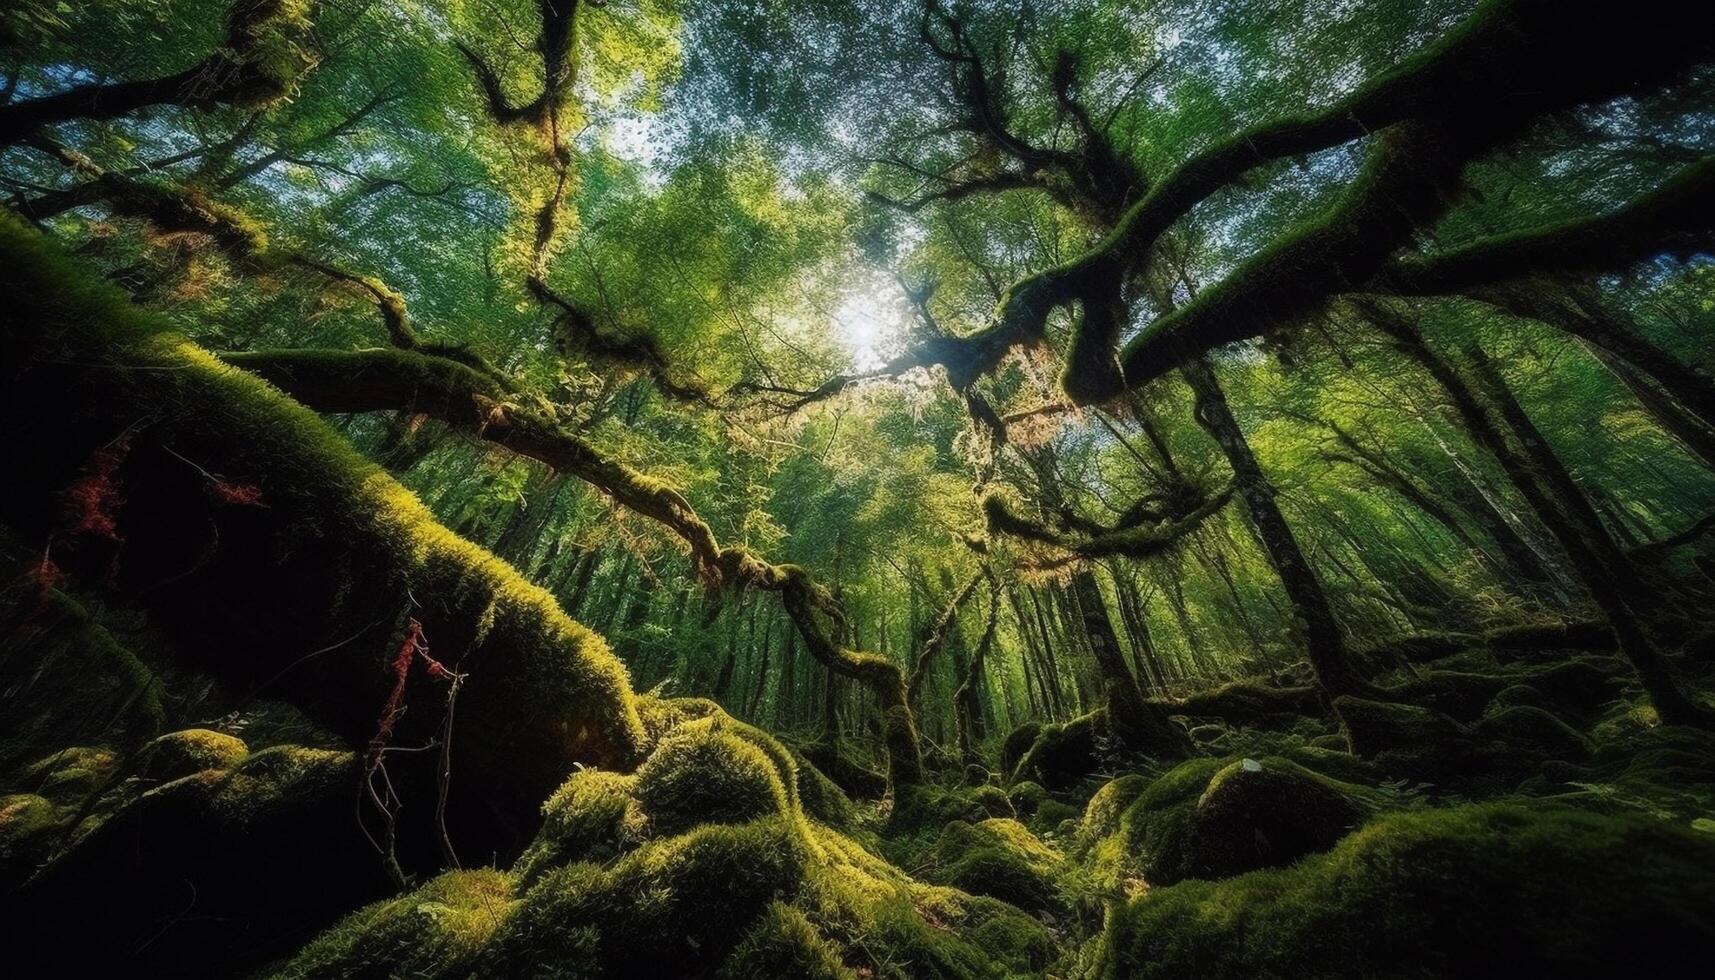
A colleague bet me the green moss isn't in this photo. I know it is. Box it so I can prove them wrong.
[718,900,855,980]
[0,585,165,769]
[930,818,1067,915]
[999,721,1041,779]
[631,719,792,838]
[515,768,636,886]
[479,817,812,978]
[791,748,859,832]
[0,793,69,882]
[139,729,248,783]
[268,868,517,980]
[1,214,647,832]
[22,744,119,800]
[1081,757,1372,892]
[1031,799,1080,835]
[1011,709,1105,790]
[1006,780,1048,820]
[1092,804,1715,979]
[6,745,391,973]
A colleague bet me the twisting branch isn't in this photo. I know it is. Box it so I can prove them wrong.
[221,343,929,787]
[0,0,322,145]
[982,482,1233,567]
[905,571,986,708]
[789,0,1714,411]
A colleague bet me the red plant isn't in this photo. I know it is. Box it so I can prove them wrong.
[207,479,268,508]
[64,436,131,542]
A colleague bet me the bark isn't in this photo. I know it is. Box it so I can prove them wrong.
[1363,299,1714,727]
[1181,356,1378,699]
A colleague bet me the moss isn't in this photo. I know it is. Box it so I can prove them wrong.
[630,719,792,839]
[139,728,248,783]
[999,721,1041,779]
[1092,804,1715,979]
[479,817,811,978]
[796,739,889,800]
[1335,695,1471,777]
[1031,799,1080,835]
[0,793,69,882]
[1170,679,1323,728]
[1011,709,1105,790]
[1006,780,1049,820]
[1078,773,1153,848]
[268,868,517,980]
[514,768,636,886]
[717,900,855,980]
[1476,705,1592,762]
[5,745,392,973]
[893,781,1016,831]
[0,584,165,769]
[930,817,1067,916]
[791,748,859,832]
[1082,757,1372,891]
[1,214,647,846]
[22,745,119,801]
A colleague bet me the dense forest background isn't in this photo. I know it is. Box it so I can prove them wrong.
[2,1,1714,977]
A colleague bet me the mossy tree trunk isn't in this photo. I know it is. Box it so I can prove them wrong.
[1181,356,1378,700]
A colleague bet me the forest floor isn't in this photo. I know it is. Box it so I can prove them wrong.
[3,552,1712,978]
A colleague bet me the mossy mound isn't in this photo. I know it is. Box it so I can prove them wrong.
[4,745,392,973]
[1337,695,1592,788]
[790,747,860,832]
[717,900,855,980]
[0,584,166,772]
[999,721,1042,779]
[293,703,1054,979]
[894,781,1017,830]
[631,718,793,838]
[1006,780,1049,821]
[1080,757,1372,890]
[1011,709,1105,790]
[0,793,68,882]
[268,868,517,980]
[1168,679,1323,729]
[930,817,1067,915]
[19,744,119,801]
[795,738,889,800]
[1091,804,1715,979]
[139,728,248,782]
[514,768,636,886]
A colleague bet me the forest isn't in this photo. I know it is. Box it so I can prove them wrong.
[1,0,1713,975]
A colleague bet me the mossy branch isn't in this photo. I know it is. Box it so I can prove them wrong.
[982,483,1234,567]
[223,344,927,787]
[1376,157,1715,296]
[0,0,321,146]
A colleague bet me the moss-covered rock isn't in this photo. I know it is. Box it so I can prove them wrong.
[0,793,67,883]
[1091,804,1715,979]
[1011,709,1104,790]
[514,768,636,886]
[930,817,1067,915]
[4,745,392,974]
[718,900,855,980]
[1006,780,1049,821]
[630,719,792,838]
[999,721,1041,779]
[479,816,813,978]
[1081,757,1372,891]
[268,868,517,980]
[22,744,119,801]
[138,728,248,782]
